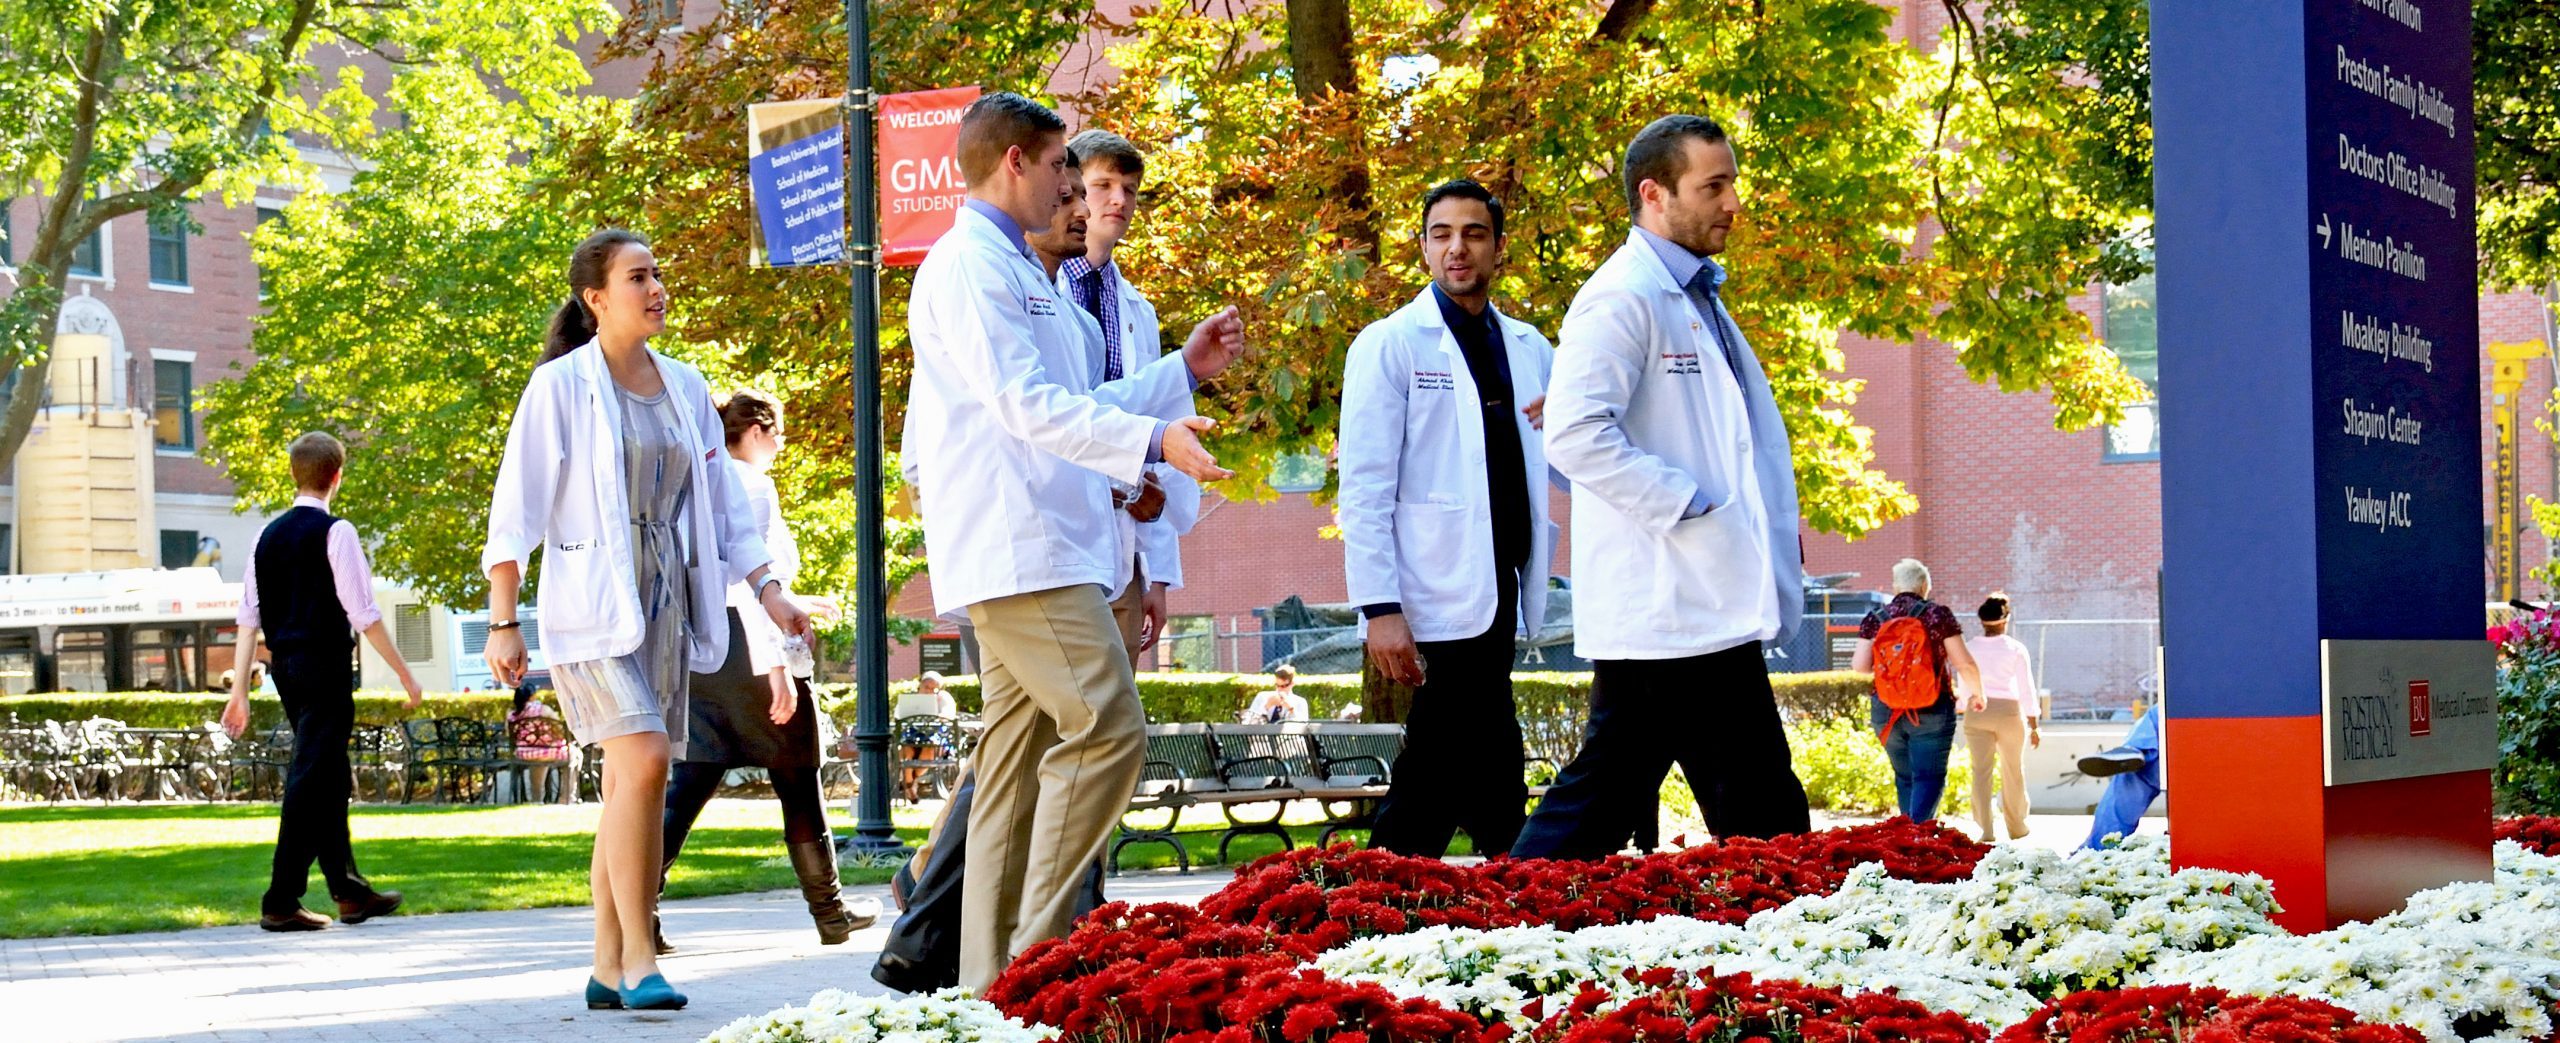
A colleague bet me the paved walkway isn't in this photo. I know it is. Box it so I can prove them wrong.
[6,809,2152,1043]
[5,867,1241,1043]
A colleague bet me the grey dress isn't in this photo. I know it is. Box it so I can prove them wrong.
[548,385,699,748]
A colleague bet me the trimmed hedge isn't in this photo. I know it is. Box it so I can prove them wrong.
[0,692,529,733]
[820,669,1876,768]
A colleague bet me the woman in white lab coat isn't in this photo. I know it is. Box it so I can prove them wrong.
[481,229,813,1012]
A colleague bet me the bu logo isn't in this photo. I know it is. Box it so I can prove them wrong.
[2407,680,2432,737]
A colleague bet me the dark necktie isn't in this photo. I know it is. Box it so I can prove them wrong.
[1688,267,1745,384]
[1077,269,1119,381]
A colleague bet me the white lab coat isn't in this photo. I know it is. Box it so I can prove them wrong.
[1544,233,1804,661]
[723,458,795,676]
[1337,288,1558,644]
[904,205,1182,615]
[1058,262,1203,592]
[481,340,771,671]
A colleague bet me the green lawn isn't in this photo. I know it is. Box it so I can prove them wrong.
[0,798,1409,938]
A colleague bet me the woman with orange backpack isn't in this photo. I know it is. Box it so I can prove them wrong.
[1849,559,1985,821]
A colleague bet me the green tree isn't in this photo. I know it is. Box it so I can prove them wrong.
[0,0,604,480]
[198,69,614,606]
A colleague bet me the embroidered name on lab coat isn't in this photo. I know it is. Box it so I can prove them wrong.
[1412,370,1455,391]
[1661,351,1703,375]
[1026,294,1059,316]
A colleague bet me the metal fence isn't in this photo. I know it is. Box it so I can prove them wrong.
[1170,613,2159,720]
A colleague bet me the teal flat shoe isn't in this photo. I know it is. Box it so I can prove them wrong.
[618,973,687,1010]
[585,977,623,1010]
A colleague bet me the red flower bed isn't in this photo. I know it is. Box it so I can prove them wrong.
[2497,815,2560,856]
[1528,968,1992,1043]
[1993,984,2425,1043]
[987,820,1990,1040]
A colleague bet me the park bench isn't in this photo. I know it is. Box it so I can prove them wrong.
[1111,721,1411,873]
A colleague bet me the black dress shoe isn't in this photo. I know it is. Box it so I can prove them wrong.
[260,907,329,932]
[335,890,403,924]
[870,951,953,994]
[2078,747,2147,778]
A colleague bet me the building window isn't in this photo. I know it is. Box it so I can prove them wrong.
[153,358,194,450]
[394,604,435,662]
[2100,261,2159,462]
[148,211,189,286]
[1,208,12,266]
[68,224,104,278]
[160,529,202,569]
[1267,451,1328,494]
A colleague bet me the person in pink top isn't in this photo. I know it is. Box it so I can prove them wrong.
[220,432,425,932]
[1959,592,2041,842]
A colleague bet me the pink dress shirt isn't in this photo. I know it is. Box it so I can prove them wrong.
[236,495,386,632]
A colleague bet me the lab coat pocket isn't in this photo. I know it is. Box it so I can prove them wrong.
[1391,500,1471,622]
[1649,506,1749,631]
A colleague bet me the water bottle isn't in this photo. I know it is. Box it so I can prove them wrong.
[782,633,816,679]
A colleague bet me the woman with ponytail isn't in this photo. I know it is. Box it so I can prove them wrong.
[482,229,814,1012]
[1961,592,2041,842]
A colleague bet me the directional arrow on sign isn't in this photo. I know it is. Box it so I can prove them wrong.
[2315,213,2333,249]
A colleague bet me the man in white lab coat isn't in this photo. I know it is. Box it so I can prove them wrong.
[1059,129,1219,667]
[1337,179,1556,858]
[1513,115,1813,858]
[903,92,1237,992]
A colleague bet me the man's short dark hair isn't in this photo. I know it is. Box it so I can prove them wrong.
[1622,114,1730,215]
[1067,129,1144,179]
[957,92,1067,184]
[289,431,345,492]
[1420,178,1504,239]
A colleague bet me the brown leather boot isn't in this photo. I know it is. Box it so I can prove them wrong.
[789,834,873,944]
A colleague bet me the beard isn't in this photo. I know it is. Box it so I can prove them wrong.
[1434,269,1490,299]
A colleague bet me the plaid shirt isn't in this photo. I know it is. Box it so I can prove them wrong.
[1059,255,1124,381]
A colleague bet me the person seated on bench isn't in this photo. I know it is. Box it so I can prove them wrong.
[893,671,960,801]
[1241,665,1311,723]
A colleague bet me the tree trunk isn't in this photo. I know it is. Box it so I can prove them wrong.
[1284,0,1378,257]
[1594,0,1661,41]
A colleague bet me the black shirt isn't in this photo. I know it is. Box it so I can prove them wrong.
[1434,285,1531,573]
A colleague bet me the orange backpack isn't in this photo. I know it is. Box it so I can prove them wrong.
[1871,613,1942,741]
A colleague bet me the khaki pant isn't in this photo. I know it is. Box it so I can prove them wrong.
[1962,710,2031,840]
[958,583,1148,992]
[1107,555,1150,669]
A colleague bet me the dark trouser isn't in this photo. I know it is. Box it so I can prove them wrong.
[1511,641,1811,859]
[1367,564,1526,858]
[663,762,832,861]
[263,653,372,914]
[878,767,1104,992]
[1872,698,1959,821]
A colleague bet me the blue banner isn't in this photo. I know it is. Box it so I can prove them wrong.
[750,122,847,268]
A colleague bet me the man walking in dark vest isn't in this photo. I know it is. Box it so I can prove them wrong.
[223,432,425,931]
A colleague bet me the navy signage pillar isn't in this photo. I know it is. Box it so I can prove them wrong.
[2156,1,2494,930]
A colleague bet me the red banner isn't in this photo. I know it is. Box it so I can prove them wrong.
[878,85,980,267]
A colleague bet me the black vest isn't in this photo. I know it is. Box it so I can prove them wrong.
[254,505,357,660]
